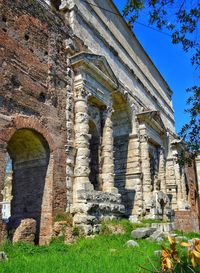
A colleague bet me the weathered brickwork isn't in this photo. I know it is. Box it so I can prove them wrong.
[174,211,200,233]
[0,0,199,244]
[0,0,70,244]
[174,162,200,232]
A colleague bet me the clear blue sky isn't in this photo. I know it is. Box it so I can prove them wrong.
[113,0,199,133]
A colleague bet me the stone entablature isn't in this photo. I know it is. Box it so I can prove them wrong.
[61,0,175,132]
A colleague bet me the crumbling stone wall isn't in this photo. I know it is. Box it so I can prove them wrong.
[174,162,200,232]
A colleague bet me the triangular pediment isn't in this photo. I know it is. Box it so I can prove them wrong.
[70,52,118,88]
[137,110,166,134]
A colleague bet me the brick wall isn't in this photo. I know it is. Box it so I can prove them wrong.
[174,210,200,232]
[0,0,71,244]
[174,161,200,232]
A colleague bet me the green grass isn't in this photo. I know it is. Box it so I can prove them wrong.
[0,220,200,273]
[0,234,161,273]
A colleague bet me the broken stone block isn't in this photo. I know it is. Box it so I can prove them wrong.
[131,227,156,239]
[64,227,76,244]
[12,218,36,244]
[150,230,164,241]
[125,240,139,247]
[53,221,67,237]
[129,215,141,224]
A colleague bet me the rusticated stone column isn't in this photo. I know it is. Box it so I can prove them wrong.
[101,107,118,194]
[73,88,93,201]
[159,147,167,193]
[65,66,75,212]
[175,160,187,206]
[140,134,152,202]
[174,159,183,201]
[181,169,187,201]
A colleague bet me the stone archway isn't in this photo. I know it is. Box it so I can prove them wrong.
[112,92,133,216]
[0,116,57,245]
[6,128,51,244]
[89,120,101,191]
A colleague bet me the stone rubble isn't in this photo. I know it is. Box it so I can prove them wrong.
[12,219,36,244]
[125,240,139,248]
[131,227,157,239]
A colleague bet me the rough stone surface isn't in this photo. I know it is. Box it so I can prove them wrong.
[64,227,76,244]
[131,227,156,239]
[150,230,165,241]
[106,224,125,235]
[150,223,175,232]
[125,240,139,247]
[52,221,77,244]
[12,218,36,244]
[53,221,68,237]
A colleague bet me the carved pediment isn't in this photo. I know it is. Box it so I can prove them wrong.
[70,52,118,89]
[137,110,166,134]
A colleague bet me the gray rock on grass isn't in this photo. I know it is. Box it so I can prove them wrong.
[125,240,139,247]
[131,227,156,239]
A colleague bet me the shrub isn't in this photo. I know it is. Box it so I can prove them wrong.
[54,212,73,226]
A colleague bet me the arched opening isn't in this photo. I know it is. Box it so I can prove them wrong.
[149,144,160,192]
[89,120,101,191]
[50,0,61,10]
[112,92,133,216]
[6,128,50,244]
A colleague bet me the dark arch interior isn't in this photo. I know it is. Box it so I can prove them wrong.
[112,92,133,216]
[50,0,61,10]
[89,120,101,191]
[6,129,50,243]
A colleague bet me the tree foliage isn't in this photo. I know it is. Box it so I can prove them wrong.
[123,0,200,157]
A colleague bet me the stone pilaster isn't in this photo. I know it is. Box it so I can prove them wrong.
[125,134,143,218]
[174,159,183,201]
[140,134,152,204]
[181,167,187,201]
[101,107,118,194]
[73,88,93,202]
[65,65,75,212]
[158,147,166,193]
[174,160,188,208]
[165,157,178,210]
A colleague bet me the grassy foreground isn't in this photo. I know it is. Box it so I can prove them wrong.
[0,220,200,273]
[0,235,160,273]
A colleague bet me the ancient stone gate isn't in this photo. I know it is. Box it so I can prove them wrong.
[0,0,198,244]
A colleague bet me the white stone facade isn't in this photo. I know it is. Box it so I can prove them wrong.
[47,0,189,231]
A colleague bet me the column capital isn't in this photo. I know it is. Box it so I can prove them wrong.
[140,134,149,143]
[102,106,114,121]
[75,88,91,101]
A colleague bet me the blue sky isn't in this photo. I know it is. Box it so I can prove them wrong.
[113,0,199,133]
